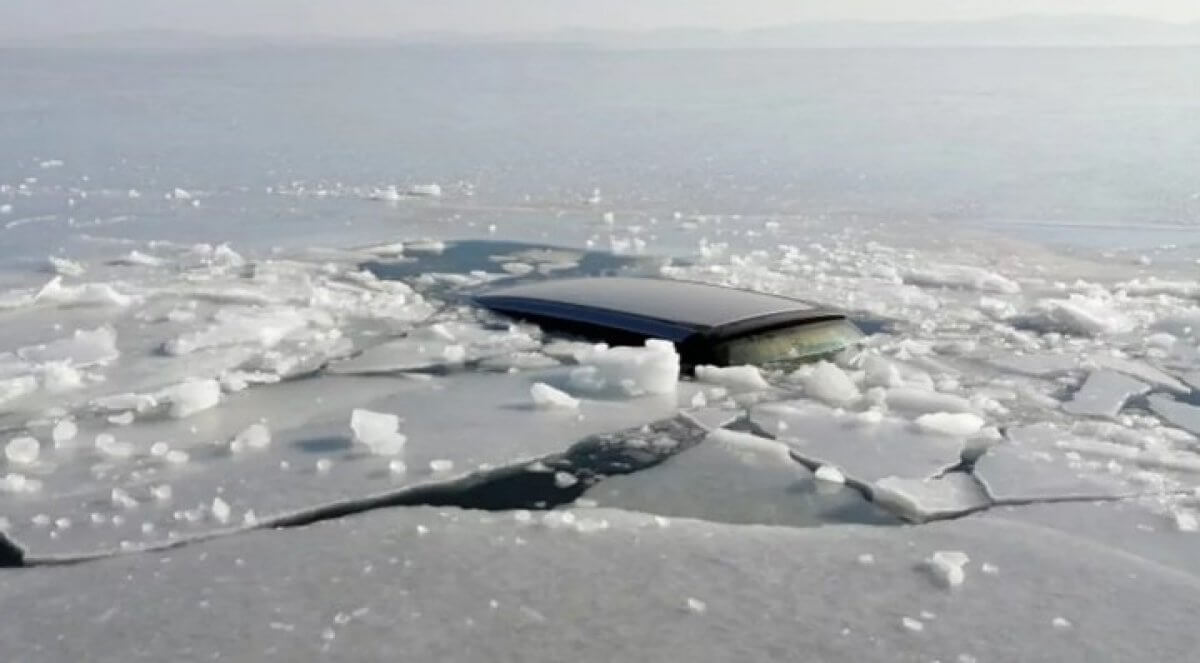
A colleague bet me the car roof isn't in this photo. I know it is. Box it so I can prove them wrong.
[474,277,844,343]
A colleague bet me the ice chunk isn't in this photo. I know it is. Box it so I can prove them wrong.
[429,459,454,473]
[441,344,467,363]
[1026,296,1135,336]
[110,487,137,509]
[407,183,442,197]
[530,382,580,410]
[47,256,85,277]
[680,406,742,432]
[51,419,77,445]
[230,423,272,452]
[989,353,1079,378]
[1119,278,1200,300]
[107,411,135,426]
[33,277,133,308]
[904,264,1020,294]
[477,351,560,372]
[871,474,990,522]
[694,365,770,392]
[370,185,402,202]
[162,308,309,356]
[553,471,578,488]
[975,425,1136,501]
[1092,356,1189,393]
[39,362,84,392]
[0,472,41,494]
[350,409,408,456]
[800,361,860,406]
[329,322,538,375]
[109,250,166,267]
[4,437,40,465]
[568,340,679,397]
[95,433,134,458]
[862,355,903,388]
[1063,371,1149,418]
[406,239,446,253]
[17,326,118,367]
[814,465,845,484]
[913,413,985,437]
[1172,509,1199,533]
[923,550,970,589]
[752,400,964,483]
[158,379,222,418]
[211,497,231,524]
[0,376,38,406]
[884,387,975,415]
[91,392,158,413]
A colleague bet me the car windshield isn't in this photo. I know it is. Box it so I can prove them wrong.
[714,319,865,367]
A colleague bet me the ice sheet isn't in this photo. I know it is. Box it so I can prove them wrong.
[1,507,1197,662]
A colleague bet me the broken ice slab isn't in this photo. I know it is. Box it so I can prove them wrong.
[587,429,898,528]
[973,426,1136,503]
[1062,370,1149,419]
[1148,395,1200,438]
[679,406,743,433]
[326,321,540,375]
[870,473,990,523]
[1183,372,1200,392]
[1091,356,1190,394]
[3,506,1200,663]
[750,400,965,484]
[0,369,696,560]
[987,353,1079,378]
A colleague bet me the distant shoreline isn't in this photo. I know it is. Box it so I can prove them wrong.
[3,15,1200,50]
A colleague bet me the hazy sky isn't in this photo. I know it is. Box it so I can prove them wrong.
[3,0,1198,38]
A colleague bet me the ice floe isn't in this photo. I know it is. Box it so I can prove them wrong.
[1062,370,1149,418]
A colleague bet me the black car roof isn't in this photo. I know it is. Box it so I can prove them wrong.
[474,277,845,344]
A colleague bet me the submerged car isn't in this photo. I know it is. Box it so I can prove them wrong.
[475,276,864,368]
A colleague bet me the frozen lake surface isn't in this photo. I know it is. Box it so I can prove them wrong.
[1,45,1199,661]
